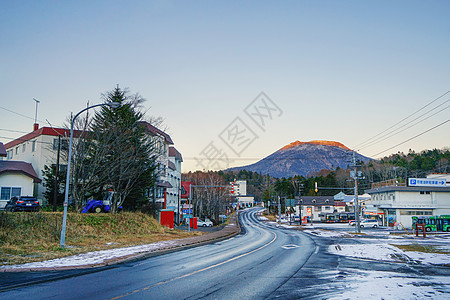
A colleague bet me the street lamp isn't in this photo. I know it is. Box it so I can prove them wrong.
[60,102,121,248]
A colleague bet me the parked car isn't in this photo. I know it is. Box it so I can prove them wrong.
[360,219,379,228]
[5,196,40,212]
[197,218,213,227]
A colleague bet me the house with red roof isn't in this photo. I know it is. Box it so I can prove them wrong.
[2,124,80,202]
[3,122,182,212]
[0,142,42,208]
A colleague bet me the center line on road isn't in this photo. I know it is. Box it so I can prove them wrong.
[110,217,277,300]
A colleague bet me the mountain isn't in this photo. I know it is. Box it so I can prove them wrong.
[228,140,372,178]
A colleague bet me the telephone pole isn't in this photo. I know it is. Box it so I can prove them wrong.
[277,196,281,225]
[298,183,303,224]
[351,151,362,233]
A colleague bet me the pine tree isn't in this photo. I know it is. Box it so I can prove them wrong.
[72,86,157,213]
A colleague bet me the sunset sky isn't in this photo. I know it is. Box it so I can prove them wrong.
[1,0,449,171]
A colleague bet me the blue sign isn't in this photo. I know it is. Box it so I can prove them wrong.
[182,209,192,214]
[408,178,446,187]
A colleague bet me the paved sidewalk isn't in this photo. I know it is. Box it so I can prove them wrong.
[0,215,240,272]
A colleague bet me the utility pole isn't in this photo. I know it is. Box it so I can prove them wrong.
[277,196,281,225]
[351,151,361,234]
[188,184,192,232]
[53,135,61,212]
[298,183,303,224]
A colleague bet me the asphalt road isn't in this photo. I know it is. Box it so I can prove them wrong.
[0,208,317,299]
[2,208,448,299]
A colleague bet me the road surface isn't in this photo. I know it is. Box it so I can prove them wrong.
[1,208,317,299]
[3,208,448,299]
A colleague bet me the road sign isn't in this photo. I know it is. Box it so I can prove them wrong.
[285,199,295,207]
[408,178,446,187]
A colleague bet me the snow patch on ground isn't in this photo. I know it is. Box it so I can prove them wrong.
[329,243,450,265]
[328,269,450,299]
[1,240,178,269]
[304,229,351,238]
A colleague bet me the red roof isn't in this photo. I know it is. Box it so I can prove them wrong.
[139,121,174,145]
[0,161,42,183]
[181,181,194,199]
[4,126,84,149]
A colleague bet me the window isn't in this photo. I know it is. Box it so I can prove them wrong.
[0,187,21,200]
[7,150,13,160]
[15,147,19,155]
[400,210,433,216]
[32,140,36,152]
[53,138,69,150]
[325,206,330,210]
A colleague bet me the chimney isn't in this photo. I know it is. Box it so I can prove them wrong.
[33,123,39,131]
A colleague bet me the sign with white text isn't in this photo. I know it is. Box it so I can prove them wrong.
[408,178,446,187]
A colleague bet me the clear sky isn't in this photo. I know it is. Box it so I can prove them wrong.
[1,0,449,172]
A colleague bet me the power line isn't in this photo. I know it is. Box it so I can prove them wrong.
[358,103,449,151]
[370,119,450,158]
[0,106,37,121]
[352,91,449,150]
[0,135,53,145]
[0,128,29,134]
[184,154,352,162]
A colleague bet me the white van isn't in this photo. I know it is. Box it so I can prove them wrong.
[360,219,379,228]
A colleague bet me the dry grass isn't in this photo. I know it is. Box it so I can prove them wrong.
[266,215,277,222]
[392,243,450,254]
[0,211,202,265]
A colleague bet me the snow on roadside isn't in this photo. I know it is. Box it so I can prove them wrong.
[329,243,450,265]
[304,229,351,238]
[328,269,450,300]
[1,240,178,270]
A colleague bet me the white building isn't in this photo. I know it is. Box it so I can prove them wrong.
[233,180,255,207]
[141,121,176,210]
[3,125,71,202]
[365,185,450,229]
[294,196,346,222]
[3,122,181,210]
[167,147,183,219]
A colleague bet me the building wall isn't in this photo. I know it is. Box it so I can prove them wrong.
[167,156,181,212]
[234,180,247,196]
[295,205,340,221]
[0,174,35,208]
[368,189,450,228]
[5,134,68,201]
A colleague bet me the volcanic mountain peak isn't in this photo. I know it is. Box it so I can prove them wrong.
[280,140,351,151]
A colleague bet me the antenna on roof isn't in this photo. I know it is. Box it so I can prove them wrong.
[33,98,40,131]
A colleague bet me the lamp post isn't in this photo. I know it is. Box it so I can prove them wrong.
[60,102,121,248]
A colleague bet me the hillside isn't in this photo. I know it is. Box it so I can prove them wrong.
[229,140,372,178]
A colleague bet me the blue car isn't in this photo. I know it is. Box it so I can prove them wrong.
[5,196,40,212]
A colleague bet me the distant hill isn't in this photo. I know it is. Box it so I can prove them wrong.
[228,140,372,178]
